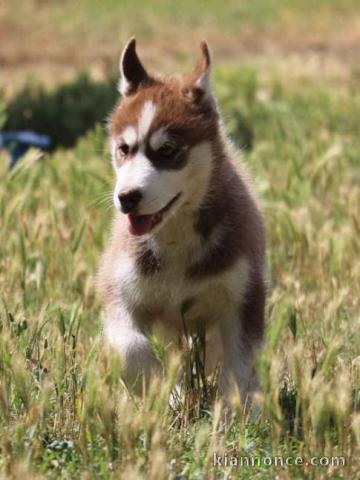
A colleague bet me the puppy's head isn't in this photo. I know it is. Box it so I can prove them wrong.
[110,38,219,236]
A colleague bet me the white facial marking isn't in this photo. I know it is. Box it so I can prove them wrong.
[138,101,156,141]
[114,151,154,210]
[111,138,119,169]
[113,140,213,218]
[149,127,168,151]
[122,126,137,147]
[111,138,117,157]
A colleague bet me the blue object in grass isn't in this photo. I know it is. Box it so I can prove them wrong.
[0,131,50,170]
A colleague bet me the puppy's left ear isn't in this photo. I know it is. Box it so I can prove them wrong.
[119,37,153,96]
[185,41,214,105]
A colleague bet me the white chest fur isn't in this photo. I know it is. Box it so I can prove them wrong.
[111,246,249,333]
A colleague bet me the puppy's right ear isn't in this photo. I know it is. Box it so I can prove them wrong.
[119,38,152,96]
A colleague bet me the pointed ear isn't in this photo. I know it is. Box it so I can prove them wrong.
[183,41,215,106]
[191,41,212,98]
[119,38,152,96]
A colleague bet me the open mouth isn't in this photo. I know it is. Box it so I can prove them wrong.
[127,192,182,236]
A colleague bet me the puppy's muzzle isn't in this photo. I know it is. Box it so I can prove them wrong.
[118,189,142,213]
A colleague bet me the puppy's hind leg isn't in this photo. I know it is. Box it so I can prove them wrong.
[219,320,255,407]
[219,274,265,408]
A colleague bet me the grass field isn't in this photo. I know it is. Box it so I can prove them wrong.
[0,1,360,479]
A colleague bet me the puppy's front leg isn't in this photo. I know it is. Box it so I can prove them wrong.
[104,307,161,389]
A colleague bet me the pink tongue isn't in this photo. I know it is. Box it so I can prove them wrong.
[128,214,154,236]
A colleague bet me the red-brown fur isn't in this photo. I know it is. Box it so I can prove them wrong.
[98,38,266,402]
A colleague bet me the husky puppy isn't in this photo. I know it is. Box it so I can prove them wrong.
[98,38,266,402]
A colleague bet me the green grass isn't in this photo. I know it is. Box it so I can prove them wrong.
[0,65,359,478]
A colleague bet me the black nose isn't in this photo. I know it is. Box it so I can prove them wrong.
[118,189,142,213]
